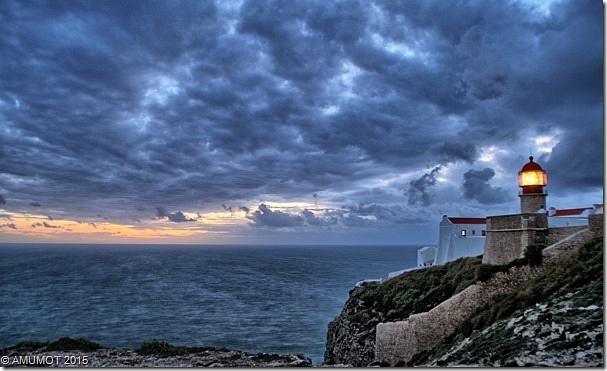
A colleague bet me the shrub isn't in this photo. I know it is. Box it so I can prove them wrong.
[137,340,189,357]
[45,337,101,351]
[524,244,545,267]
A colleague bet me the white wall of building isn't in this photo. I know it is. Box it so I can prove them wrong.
[432,215,486,266]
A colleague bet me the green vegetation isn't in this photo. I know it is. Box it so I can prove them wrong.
[137,340,190,357]
[45,337,102,351]
[355,255,484,324]
[524,244,544,267]
[354,243,547,325]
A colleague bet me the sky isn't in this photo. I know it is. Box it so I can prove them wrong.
[0,0,603,245]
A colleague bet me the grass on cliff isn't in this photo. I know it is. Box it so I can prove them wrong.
[353,255,483,324]
[409,236,604,366]
[460,236,602,337]
[353,243,545,325]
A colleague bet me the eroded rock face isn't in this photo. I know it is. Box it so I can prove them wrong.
[0,347,312,367]
[324,287,384,367]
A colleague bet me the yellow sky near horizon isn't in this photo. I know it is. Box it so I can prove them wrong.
[0,201,329,244]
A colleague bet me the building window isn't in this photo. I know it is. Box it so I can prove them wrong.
[461,229,466,237]
[482,230,486,236]
[471,230,476,236]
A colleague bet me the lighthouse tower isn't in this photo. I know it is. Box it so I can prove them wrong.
[518,156,548,213]
[483,155,549,265]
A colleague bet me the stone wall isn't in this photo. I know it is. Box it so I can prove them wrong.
[374,228,596,366]
[546,226,588,245]
[589,213,604,236]
[544,229,594,259]
[483,213,548,265]
[519,193,547,214]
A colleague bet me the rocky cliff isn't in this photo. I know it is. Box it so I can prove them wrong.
[324,235,603,367]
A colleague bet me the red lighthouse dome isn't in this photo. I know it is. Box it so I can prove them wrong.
[518,156,547,194]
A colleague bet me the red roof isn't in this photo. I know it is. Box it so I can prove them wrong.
[521,156,544,172]
[551,208,591,217]
[447,217,486,225]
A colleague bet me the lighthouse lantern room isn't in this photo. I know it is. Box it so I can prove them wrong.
[518,156,548,213]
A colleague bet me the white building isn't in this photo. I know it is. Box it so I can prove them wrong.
[547,206,601,227]
[417,245,437,267]
[430,215,487,266]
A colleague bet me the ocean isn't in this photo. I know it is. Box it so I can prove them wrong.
[0,244,419,365]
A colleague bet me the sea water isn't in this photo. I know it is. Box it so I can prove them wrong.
[0,244,419,365]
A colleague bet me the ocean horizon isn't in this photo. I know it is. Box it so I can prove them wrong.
[0,243,420,365]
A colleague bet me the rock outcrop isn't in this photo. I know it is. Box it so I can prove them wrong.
[1,342,312,367]
[324,287,383,366]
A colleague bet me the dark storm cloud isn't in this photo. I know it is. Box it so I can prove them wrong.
[406,166,442,206]
[462,168,509,205]
[156,206,199,223]
[247,202,410,230]
[545,126,604,194]
[430,142,478,164]
[0,0,601,235]
[247,204,304,228]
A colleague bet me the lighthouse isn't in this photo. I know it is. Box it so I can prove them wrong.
[518,156,548,214]
[483,155,550,265]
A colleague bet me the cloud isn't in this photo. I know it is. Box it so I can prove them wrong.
[247,204,304,228]
[462,168,509,205]
[545,127,604,194]
[430,142,478,164]
[156,206,199,223]
[406,166,442,206]
[31,221,61,229]
[0,0,601,243]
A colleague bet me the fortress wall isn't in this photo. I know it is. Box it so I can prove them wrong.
[589,213,604,236]
[482,213,548,265]
[544,229,594,259]
[546,226,588,245]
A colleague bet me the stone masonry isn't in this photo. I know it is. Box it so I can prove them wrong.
[483,213,548,265]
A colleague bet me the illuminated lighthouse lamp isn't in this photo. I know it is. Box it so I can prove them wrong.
[518,156,547,194]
